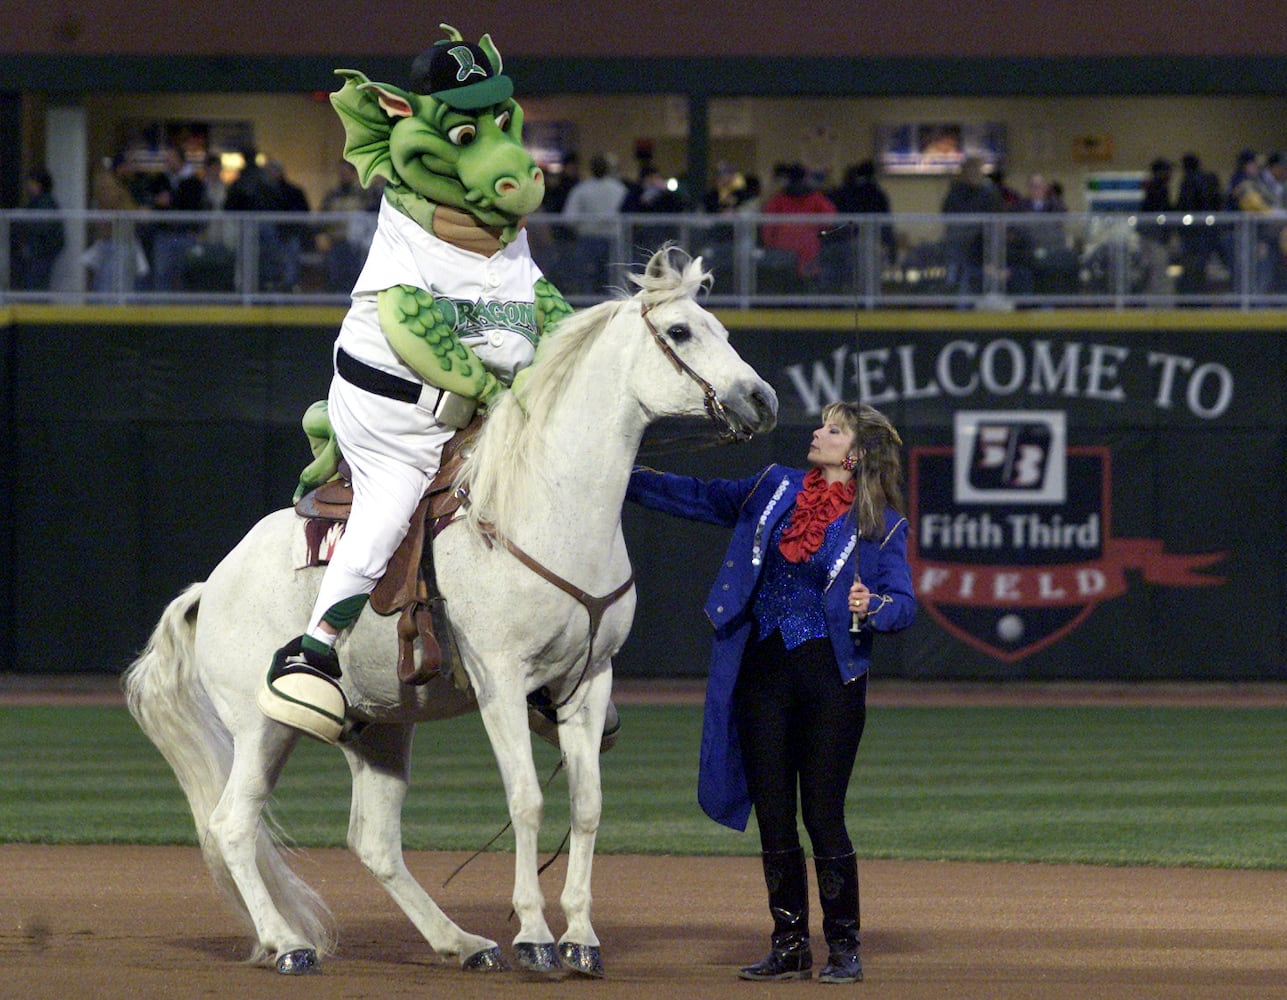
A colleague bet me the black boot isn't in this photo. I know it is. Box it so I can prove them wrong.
[738,847,812,980]
[815,851,862,983]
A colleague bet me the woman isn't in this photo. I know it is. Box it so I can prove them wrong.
[627,402,915,983]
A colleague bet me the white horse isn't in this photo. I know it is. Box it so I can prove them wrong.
[123,247,777,979]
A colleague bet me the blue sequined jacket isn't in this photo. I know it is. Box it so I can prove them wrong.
[627,463,916,830]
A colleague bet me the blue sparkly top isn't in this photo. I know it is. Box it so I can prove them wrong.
[752,512,853,649]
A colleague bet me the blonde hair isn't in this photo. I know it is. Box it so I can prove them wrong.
[821,401,906,539]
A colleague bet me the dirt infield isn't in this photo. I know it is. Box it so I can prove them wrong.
[3,845,1284,1000]
[3,677,1285,999]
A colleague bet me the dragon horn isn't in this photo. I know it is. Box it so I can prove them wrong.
[478,33,503,75]
[438,22,463,42]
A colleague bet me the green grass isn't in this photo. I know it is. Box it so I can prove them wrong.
[2,704,1284,868]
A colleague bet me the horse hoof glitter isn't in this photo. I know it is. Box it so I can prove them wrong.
[514,941,563,973]
[559,941,605,978]
[275,948,320,974]
[462,945,509,972]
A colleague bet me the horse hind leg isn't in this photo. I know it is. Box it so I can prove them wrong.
[206,720,337,972]
[342,723,507,971]
[126,585,334,973]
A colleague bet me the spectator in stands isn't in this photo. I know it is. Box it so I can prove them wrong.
[317,159,370,292]
[705,161,748,215]
[224,146,289,292]
[825,160,895,294]
[10,167,65,291]
[1138,158,1176,297]
[1175,153,1223,296]
[562,152,628,294]
[535,152,581,291]
[85,156,145,293]
[147,146,210,291]
[622,165,686,264]
[760,162,837,286]
[1018,173,1078,296]
[737,174,763,214]
[990,167,1023,211]
[264,159,310,291]
[941,156,1003,299]
[1222,150,1279,293]
[199,152,232,245]
[1263,152,1287,208]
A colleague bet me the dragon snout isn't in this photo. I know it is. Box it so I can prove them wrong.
[491,165,545,214]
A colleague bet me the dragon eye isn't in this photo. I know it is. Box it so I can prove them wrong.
[495,110,512,131]
[447,124,478,146]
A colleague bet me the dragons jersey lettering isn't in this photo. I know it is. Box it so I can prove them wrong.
[436,297,540,347]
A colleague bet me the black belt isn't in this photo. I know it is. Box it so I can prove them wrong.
[336,347,422,404]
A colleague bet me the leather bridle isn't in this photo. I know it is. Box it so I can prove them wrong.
[640,303,754,444]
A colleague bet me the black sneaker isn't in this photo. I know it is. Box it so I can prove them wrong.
[269,636,342,682]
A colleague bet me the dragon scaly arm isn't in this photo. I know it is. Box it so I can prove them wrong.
[377,285,502,406]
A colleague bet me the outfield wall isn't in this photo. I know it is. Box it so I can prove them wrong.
[2,306,1283,681]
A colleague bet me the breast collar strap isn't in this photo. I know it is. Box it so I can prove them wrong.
[477,519,634,716]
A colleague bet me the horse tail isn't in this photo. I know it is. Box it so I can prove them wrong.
[123,582,337,961]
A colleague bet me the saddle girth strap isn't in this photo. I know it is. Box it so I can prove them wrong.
[496,534,635,714]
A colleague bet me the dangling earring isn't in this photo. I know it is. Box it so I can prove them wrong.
[841,453,858,472]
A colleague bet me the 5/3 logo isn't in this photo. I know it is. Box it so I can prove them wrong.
[954,410,1066,504]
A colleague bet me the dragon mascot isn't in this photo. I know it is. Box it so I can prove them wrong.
[260,24,575,742]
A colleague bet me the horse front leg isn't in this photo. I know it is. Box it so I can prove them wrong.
[552,667,612,978]
[474,686,560,973]
[342,723,506,972]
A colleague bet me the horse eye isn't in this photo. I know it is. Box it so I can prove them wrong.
[447,124,477,146]
[667,323,691,343]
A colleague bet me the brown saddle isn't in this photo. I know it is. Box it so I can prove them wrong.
[294,417,482,688]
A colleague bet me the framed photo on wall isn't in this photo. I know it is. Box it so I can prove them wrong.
[876,122,1007,175]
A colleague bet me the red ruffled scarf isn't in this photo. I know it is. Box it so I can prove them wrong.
[778,468,856,563]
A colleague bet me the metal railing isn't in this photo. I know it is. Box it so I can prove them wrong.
[4,207,1287,310]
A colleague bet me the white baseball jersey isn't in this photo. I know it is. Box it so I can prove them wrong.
[338,198,542,387]
[308,198,546,609]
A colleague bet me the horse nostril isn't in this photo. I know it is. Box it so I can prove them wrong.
[752,388,778,422]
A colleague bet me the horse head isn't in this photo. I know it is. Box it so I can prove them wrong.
[330,24,543,245]
[627,246,778,440]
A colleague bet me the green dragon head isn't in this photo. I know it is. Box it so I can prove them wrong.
[331,23,544,245]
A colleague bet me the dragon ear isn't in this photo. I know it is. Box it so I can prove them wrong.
[478,33,503,75]
[359,82,417,119]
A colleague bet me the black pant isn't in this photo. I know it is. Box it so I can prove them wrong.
[733,631,868,857]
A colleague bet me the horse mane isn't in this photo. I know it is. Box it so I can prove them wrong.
[457,246,711,536]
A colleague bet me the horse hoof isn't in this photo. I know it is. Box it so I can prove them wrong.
[275,948,321,975]
[514,941,563,974]
[462,945,509,972]
[559,941,605,978]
